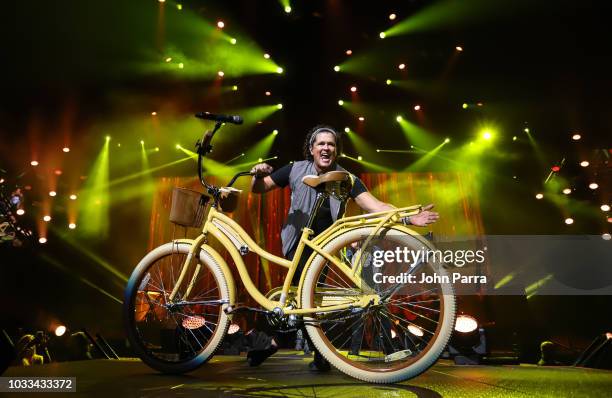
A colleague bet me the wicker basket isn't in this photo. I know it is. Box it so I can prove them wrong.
[169,187,208,228]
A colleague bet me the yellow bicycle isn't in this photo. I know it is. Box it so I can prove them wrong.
[123,118,456,383]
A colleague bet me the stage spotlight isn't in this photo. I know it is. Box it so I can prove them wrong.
[63,147,70,153]
[165,57,172,62]
[55,325,67,337]
[391,329,397,339]
[158,0,165,2]
[70,194,77,200]
[455,315,478,333]
[414,105,421,111]
[379,32,386,39]
[601,205,610,212]
[151,111,157,116]
[358,116,365,121]
[345,49,352,55]
[482,131,492,140]
[565,218,574,225]
[232,85,238,91]
[284,6,291,13]
[580,161,589,167]
[178,63,184,69]
[462,103,468,109]
[524,128,530,133]
[396,115,403,122]
[105,135,111,141]
[389,13,397,20]
[386,79,392,85]
[228,323,241,335]
[444,138,450,143]
[357,156,362,161]
[217,20,225,29]
[31,160,39,166]
[551,166,560,172]
[54,169,63,176]
[265,91,271,96]
[140,140,144,145]
[350,86,357,92]
[344,127,350,133]
[563,188,572,195]
[218,71,224,77]
[407,325,424,337]
[572,134,581,140]
[43,215,51,222]
[182,315,206,330]
[455,46,463,52]
[276,103,283,109]
[39,237,47,244]
[603,233,611,241]
[263,53,270,59]
[49,191,57,197]
[276,67,283,74]
[272,130,279,136]
[177,4,182,10]
[338,100,344,105]
[589,183,599,190]
[512,136,517,141]
[536,193,544,200]
[176,144,182,149]
[69,223,76,230]
[334,65,340,72]
[16,209,25,215]
[230,38,237,45]
[398,63,406,70]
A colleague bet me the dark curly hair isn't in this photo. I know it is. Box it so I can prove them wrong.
[302,125,343,161]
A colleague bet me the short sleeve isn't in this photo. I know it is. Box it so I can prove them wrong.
[350,176,368,199]
[269,163,293,188]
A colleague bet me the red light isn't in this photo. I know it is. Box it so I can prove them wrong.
[551,166,560,172]
[54,170,62,176]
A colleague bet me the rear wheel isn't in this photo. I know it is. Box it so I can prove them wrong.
[301,226,456,383]
[123,242,231,373]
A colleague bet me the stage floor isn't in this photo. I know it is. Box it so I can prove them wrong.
[4,351,612,397]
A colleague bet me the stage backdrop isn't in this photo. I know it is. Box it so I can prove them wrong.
[148,172,485,329]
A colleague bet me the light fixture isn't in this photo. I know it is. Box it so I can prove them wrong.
[69,223,77,229]
[389,13,397,20]
[379,32,386,39]
[55,326,67,337]
[63,147,70,153]
[350,86,357,92]
[49,191,57,197]
[589,183,599,190]
[217,71,224,77]
[414,105,421,111]
[601,205,610,212]
[455,315,478,333]
[398,63,406,70]
[535,193,544,200]
[580,161,589,167]
[217,20,225,29]
[31,160,39,166]
[39,237,47,244]
[572,134,581,140]
[70,194,77,200]
[16,209,25,215]
[563,188,572,195]
[565,218,574,225]
[43,215,51,222]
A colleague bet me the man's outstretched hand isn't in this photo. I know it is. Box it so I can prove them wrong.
[250,163,274,177]
[408,204,439,226]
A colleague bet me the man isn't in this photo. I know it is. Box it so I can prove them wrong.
[247,125,440,369]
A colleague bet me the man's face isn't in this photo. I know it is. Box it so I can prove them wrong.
[310,132,337,171]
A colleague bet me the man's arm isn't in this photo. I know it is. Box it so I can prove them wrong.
[354,192,439,227]
[251,175,278,193]
[250,162,289,194]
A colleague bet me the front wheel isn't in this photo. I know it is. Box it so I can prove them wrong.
[123,242,231,374]
[301,226,456,383]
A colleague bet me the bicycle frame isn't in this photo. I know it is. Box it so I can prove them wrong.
[169,200,423,316]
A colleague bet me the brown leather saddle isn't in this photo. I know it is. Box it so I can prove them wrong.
[302,171,354,201]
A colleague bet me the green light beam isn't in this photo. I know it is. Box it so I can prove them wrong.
[79,138,110,238]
